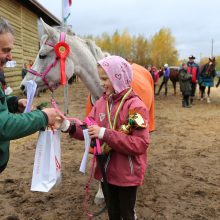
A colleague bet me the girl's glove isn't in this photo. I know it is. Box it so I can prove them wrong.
[60,119,71,132]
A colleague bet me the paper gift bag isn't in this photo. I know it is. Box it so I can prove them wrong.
[31,129,61,192]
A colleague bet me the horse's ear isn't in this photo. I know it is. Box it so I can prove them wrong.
[209,57,216,63]
[40,18,56,36]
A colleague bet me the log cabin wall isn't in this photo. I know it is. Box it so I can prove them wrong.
[0,0,60,94]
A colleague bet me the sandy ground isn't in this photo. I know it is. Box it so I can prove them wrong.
[0,81,220,220]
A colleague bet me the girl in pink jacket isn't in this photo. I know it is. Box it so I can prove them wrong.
[62,55,150,220]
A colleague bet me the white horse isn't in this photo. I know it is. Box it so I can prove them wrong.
[21,19,108,205]
[21,19,154,206]
[21,19,154,130]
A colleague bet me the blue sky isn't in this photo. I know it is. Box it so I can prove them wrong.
[37,0,220,60]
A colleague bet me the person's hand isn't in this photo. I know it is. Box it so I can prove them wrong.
[42,108,60,127]
[88,125,101,139]
[18,98,35,112]
[53,116,66,130]
[18,98,27,112]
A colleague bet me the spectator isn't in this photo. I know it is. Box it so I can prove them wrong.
[21,62,28,79]
[156,63,170,96]
[179,63,192,108]
[187,55,199,104]
[27,60,33,69]
[151,66,159,94]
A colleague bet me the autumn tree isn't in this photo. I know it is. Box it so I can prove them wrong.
[118,30,132,59]
[131,35,150,66]
[96,32,112,53]
[150,28,179,67]
[84,27,179,68]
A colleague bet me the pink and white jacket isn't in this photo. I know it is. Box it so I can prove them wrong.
[71,89,150,187]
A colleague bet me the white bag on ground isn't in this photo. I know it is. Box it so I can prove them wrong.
[31,129,61,192]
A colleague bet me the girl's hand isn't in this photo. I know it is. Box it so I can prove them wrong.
[88,125,101,139]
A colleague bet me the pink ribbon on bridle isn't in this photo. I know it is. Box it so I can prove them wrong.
[27,32,69,92]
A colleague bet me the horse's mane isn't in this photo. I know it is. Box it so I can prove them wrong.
[200,63,208,74]
[53,26,75,36]
[52,26,105,62]
[84,39,104,62]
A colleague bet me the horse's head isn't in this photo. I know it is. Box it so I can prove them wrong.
[20,19,75,95]
[158,67,164,78]
[206,57,216,74]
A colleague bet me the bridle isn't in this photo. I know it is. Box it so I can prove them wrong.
[27,32,70,92]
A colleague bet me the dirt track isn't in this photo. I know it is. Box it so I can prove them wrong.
[0,81,220,220]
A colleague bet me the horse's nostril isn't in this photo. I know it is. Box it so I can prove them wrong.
[20,85,25,91]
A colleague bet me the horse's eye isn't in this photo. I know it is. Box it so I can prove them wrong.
[39,54,47,59]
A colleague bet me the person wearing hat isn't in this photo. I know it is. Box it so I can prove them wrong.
[156,63,170,96]
[187,55,200,104]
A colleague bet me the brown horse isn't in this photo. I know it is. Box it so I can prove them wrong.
[157,66,179,95]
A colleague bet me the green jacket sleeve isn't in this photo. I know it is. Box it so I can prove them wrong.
[0,89,47,141]
[6,95,19,113]
[0,110,47,141]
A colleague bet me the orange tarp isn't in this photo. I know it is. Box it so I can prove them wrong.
[130,63,155,132]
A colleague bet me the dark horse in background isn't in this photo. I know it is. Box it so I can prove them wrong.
[158,66,180,95]
[199,57,216,103]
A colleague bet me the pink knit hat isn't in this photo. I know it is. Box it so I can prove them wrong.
[98,55,133,94]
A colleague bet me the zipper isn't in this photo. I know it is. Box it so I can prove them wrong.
[128,156,134,175]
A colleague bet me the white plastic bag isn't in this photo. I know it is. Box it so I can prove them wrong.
[23,80,37,113]
[79,128,91,173]
[31,129,61,192]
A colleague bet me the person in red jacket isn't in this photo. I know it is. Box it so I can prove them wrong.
[61,55,150,220]
[187,55,200,104]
